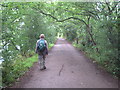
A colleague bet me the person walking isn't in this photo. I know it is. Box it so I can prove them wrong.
[35,34,48,70]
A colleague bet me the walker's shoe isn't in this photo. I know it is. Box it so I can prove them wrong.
[40,68,44,70]
[40,66,46,70]
[44,66,46,69]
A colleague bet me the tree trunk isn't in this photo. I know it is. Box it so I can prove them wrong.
[86,24,99,52]
[76,38,79,44]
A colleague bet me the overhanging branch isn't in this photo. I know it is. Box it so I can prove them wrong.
[37,9,88,26]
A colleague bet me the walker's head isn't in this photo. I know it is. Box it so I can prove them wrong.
[40,34,45,38]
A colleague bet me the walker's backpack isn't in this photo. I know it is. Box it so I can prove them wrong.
[37,39,46,52]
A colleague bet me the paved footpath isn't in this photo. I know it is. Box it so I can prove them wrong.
[13,38,118,88]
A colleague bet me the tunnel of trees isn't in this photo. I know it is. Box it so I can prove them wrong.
[1,2,119,87]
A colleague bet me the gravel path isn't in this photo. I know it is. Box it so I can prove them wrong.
[13,38,118,88]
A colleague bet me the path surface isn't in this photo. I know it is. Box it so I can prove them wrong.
[13,38,118,88]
